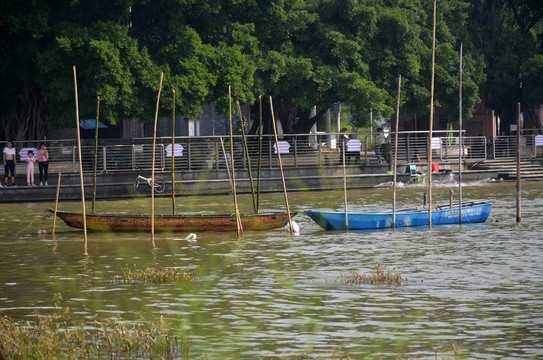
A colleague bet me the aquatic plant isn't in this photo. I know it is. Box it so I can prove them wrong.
[110,264,194,284]
[340,262,406,285]
[0,313,187,359]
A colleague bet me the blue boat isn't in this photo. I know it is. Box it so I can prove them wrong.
[304,200,492,230]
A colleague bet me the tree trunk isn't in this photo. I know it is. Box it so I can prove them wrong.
[247,96,326,135]
[0,86,49,143]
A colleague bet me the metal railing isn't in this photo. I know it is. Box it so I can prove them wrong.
[6,133,541,174]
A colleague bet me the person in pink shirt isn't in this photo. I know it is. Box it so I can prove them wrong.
[37,142,49,186]
[26,150,36,186]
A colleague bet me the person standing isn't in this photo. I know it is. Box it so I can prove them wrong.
[3,140,16,186]
[26,150,36,186]
[37,142,49,186]
[374,128,386,164]
[382,136,392,171]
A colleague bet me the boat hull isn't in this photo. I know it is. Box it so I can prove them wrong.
[48,209,296,232]
[304,201,492,230]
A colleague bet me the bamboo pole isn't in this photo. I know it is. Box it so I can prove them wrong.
[393,75,402,228]
[52,172,62,235]
[256,96,263,213]
[236,101,257,213]
[341,131,348,231]
[516,102,521,223]
[219,137,233,188]
[92,96,100,213]
[73,66,88,252]
[151,72,164,244]
[172,89,176,215]
[427,0,437,229]
[269,96,294,235]
[229,86,243,237]
[458,43,463,224]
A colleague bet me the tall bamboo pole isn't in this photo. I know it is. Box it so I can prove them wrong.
[229,86,243,237]
[52,172,62,235]
[73,66,88,252]
[256,96,263,213]
[516,102,521,223]
[370,108,374,141]
[236,101,257,213]
[172,89,176,215]
[92,96,100,213]
[341,131,348,231]
[269,96,294,235]
[428,0,437,229]
[458,43,463,224]
[393,75,402,228]
[151,72,164,244]
[219,137,233,188]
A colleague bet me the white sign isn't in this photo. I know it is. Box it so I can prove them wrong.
[165,144,184,157]
[273,141,290,154]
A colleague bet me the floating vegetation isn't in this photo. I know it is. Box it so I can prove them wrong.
[110,264,194,285]
[0,313,189,359]
[340,262,407,286]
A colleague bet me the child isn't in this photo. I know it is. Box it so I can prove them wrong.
[26,150,36,186]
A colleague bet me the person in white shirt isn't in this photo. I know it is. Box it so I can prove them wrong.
[346,134,362,164]
[3,140,17,186]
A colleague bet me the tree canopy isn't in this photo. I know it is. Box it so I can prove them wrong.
[0,0,542,140]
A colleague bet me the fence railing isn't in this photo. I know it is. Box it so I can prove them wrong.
[6,133,541,174]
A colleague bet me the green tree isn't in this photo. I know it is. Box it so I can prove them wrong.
[37,22,162,128]
[469,0,543,130]
[0,0,51,141]
[130,0,259,117]
[0,0,159,140]
[4,0,535,141]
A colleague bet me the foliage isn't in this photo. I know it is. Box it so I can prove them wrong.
[37,22,162,128]
[468,0,543,130]
[0,0,542,139]
[0,313,186,359]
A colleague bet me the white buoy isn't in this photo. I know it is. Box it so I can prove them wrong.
[38,229,47,235]
[290,220,300,235]
[184,233,197,241]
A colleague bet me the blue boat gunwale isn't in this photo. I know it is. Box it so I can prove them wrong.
[306,200,493,216]
[304,200,493,231]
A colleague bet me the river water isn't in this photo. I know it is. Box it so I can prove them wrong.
[1,180,542,359]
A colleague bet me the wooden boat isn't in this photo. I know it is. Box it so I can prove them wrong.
[304,200,492,231]
[48,208,296,232]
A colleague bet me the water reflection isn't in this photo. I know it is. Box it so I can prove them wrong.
[0,181,542,358]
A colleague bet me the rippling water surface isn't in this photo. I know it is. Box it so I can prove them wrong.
[1,180,542,358]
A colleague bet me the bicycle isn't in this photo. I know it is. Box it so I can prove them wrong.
[134,175,166,193]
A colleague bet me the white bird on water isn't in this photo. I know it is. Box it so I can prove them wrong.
[184,233,197,241]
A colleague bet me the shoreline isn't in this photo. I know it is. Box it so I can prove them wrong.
[0,163,509,203]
